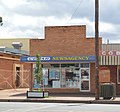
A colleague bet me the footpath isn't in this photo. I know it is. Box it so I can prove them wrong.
[0,88,120,104]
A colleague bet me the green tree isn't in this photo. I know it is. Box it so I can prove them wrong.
[34,53,42,85]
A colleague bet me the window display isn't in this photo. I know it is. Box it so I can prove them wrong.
[81,63,89,68]
[80,63,90,91]
[66,68,79,88]
[61,68,66,87]
[42,68,48,86]
[52,81,60,88]
[49,69,60,79]
[33,63,90,90]
[81,81,89,90]
[81,69,89,79]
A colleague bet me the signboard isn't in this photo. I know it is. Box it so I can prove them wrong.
[100,50,120,56]
[20,56,51,62]
[20,56,95,62]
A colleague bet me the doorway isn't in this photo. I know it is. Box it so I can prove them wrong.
[80,63,90,92]
[15,67,20,88]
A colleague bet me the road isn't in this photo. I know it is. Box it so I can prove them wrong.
[0,102,120,112]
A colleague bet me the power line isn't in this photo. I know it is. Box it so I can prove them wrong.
[67,0,83,24]
[70,0,83,20]
[67,0,91,24]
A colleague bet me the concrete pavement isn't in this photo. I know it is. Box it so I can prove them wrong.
[0,88,120,104]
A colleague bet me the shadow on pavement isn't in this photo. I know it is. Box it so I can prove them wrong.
[10,92,95,97]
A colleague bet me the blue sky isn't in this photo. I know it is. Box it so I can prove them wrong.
[0,0,120,43]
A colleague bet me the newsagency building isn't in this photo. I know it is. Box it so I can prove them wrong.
[21,25,102,94]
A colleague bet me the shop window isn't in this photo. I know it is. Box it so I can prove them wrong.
[42,64,51,68]
[61,68,66,87]
[51,64,60,68]
[75,63,79,67]
[48,68,60,88]
[66,68,80,88]
[81,68,89,80]
[80,63,90,91]
[61,63,79,68]
[81,81,89,90]
[80,63,89,68]
[42,68,48,87]
[117,66,120,84]
[49,68,60,79]
[40,63,91,89]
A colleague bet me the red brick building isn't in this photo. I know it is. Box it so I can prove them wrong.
[99,44,120,94]
[29,25,102,93]
[0,46,31,89]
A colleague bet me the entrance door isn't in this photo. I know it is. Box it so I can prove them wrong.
[15,67,20,88]
[80,68,90,92]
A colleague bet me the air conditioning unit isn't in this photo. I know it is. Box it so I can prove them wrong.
[12,42,23,50]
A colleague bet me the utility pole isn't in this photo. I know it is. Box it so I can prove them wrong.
[95,0,99,100]
[0,17,3,26]
[0,17,2,23]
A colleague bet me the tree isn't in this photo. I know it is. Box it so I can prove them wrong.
[34,53,42,87]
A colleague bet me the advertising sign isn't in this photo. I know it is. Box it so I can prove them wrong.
[20,56,95,63]
[100,50,120,56]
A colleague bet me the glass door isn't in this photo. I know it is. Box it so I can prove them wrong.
[80,63,90,92]
[65,67,80,88]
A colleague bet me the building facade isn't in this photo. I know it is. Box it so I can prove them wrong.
[29,25,102,93]
[0,45,31,89]
[0,38,31,52]
[100,44,120,94]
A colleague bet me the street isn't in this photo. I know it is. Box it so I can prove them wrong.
[0,102,120,112]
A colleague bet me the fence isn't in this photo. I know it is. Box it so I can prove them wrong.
[0,69,30,89]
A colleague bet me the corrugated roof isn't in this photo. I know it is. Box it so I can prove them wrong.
[0,46,29,55]
[102,44,120,51]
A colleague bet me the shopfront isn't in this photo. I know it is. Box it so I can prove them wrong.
[100,44,120,94]
[29,25,102,93]
[41,63,90,92]
[21,55,95,92]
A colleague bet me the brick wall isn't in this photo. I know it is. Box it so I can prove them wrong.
[44,88,80,93]
[90,63,95,93]
[106,65,120,94]
[30,25,102,94]
[100,65,120,94]
[0,55,31,89]
[30,25,102,56]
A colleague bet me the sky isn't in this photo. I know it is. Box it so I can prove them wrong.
[0,0,120,43]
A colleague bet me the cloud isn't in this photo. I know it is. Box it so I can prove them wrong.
[100,0,120,24]
[0,0,119,43]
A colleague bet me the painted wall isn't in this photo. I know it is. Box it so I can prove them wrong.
[0,38,30,51]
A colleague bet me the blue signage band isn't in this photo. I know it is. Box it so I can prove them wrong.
[20,56,95,63]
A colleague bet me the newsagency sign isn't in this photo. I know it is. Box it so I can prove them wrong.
[20,56,95,63]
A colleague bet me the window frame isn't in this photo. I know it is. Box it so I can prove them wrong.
[117,66,120,84]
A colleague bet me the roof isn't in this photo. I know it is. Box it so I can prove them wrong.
[0,46,29,56]
[102,44,120,51]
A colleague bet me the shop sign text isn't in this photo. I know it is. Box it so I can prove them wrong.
[20,56,95,62]
[100,51,120,56]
